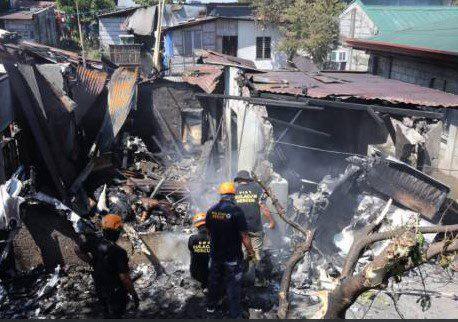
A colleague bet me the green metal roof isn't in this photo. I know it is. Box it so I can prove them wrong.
[369,19,458,53]
[354,0,458,53]
[361,3,458,33]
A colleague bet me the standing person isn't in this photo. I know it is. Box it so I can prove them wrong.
[188,212,211,288]
[234,170,275,284]
[75,214,139,318]
[205,182,256,319]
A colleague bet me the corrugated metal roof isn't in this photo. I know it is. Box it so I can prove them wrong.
[163,16,218,31]
[99,67,139,152]
[358,0,458,33]
[0,10,36,20]
[72,66,109,123]
[182,64,224,93]
[98,7,140,18]
[365,18,458,53]
[246,70,458,108]
[196,50,258,71]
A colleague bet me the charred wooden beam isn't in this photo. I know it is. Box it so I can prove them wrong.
[259,93,445,119]
[195,93,324,111]
[263,116,331,138]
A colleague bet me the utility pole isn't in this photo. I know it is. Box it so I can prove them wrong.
[153,0,165,71]
[76,0,86,67]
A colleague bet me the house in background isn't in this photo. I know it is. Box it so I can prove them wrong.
[163,4,287,72]
[98,3,287,72]
[334,0,456,71]
[0,3,57,46]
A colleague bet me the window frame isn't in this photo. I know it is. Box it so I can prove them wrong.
[256,36,272,60]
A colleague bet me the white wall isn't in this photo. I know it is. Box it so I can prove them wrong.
[99,16,130,50]
[225,67,272,173]
[237,21,287,70]
[339,2,377,71]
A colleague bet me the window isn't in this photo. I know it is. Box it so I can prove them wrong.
[339,51,346,62]
[183,30,202,57]
[256,37,271,60]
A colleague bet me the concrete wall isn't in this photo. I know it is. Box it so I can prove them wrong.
[372,54,458,95]
[167,19,287,72]
[439,109,458,180]
[99,16,130,50]
[225,67,272,174]
[237,21,287,70]
[338,2,377,71]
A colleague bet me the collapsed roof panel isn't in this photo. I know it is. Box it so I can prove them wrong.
[99,67,139,152]
[4,62,69,202]
[246,70,458,108]
[182,65,224,94]
[196,49,258,72]
[72,66,109,124]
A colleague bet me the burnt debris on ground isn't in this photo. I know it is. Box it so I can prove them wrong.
[1,35,457,319]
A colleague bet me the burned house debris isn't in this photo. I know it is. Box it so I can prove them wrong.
[0,31,457,319]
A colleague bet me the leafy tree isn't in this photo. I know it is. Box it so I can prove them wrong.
[245,0,345,65]
[56,0,115,48]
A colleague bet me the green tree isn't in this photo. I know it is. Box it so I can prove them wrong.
[56,0,115,49]
[245,0,344,65]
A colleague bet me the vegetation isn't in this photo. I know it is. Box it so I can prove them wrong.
[243,0,345,65]
[56,0,115,51]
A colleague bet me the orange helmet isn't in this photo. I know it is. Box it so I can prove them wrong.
[101,214,123,231]
[218,181,236,195]
[193,212,206,228]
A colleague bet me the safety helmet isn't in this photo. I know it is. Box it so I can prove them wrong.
[193,212,206,228]
[234,170,252,182]
[101,214,123,231]
[218,181,236,195]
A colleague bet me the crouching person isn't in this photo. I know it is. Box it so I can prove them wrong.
[205,182,256,319]
[188,212,210,288]
[75,214,139,318]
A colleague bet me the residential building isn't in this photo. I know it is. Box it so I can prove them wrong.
[163,4,287,71]
[334,0,456,71]
[98,3,287,72]
[0,5,57,45]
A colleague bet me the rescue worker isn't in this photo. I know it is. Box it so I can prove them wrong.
[234,170,275,284]
[205,182,256,319]
[188,212,211,288]
[76,214,139,318]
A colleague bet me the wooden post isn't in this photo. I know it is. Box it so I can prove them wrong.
[153,0,165,71]
[75,0,86,67]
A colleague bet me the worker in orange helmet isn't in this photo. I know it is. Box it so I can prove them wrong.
[205,181,255,318]
[75,214,139,318]
[188,212,211,288]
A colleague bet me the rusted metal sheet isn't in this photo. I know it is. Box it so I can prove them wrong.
[72,66,108,123]
[246,71,458,108]
[182,65,224,94]
[196,49,258,71]
[99,67,139,151]
[362,156,450,223]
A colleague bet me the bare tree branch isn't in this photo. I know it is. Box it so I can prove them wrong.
[278,229,315,319]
